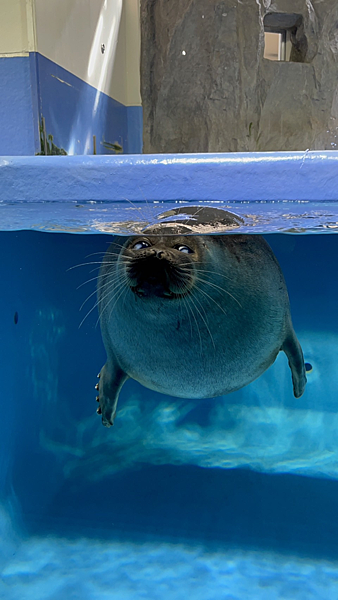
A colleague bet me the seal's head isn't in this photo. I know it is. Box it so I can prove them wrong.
[120,235,202,299]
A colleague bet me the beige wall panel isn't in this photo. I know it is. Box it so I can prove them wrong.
[0,0,35,55]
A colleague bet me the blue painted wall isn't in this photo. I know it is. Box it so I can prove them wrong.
[127,105,143,155]
[0,57,37,155]
[0,53,143,156]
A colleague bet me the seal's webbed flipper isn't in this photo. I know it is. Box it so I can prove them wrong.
[97,362,128,427]
[282,331,307,398]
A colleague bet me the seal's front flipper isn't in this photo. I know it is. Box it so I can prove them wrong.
[97,362,128,427]
[282,331,307,398]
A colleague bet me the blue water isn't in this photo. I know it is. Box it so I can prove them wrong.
[1,230,338,599]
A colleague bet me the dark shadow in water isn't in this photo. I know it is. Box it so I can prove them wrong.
[27,465,338,561]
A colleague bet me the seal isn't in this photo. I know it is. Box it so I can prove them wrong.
[96,231,306,427]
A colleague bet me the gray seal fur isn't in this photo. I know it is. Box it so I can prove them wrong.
[97,233,306,427]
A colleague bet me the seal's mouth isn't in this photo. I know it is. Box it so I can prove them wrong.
[130,284,183,299]
[126,255,193,299]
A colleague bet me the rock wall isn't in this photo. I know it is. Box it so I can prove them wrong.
[140,0,338,153]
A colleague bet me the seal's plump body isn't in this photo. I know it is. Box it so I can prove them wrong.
[97,233,306,427]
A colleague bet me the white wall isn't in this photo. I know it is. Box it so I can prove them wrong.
[33,0,141,106]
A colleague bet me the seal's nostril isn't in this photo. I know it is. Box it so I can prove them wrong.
[157,250,164,259]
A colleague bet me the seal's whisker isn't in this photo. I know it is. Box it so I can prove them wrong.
[104,240,125,247]
[97,275,129,326]
[94,259,133,274]
[80,273,123,312]
[190,293,216,350]
[96,280,126,306]
[179,264,232,281]
[98,270,130,287]
[79,285,101,311]
[79,274,127,329]
[98,240,128,252]
[184,296,194,339]
[99,272,129,306]
[88,266,103,275]
[176,281,194,338]
[191,287,209,323]
[74,262,129,326]
[178,206,204,230]
[103,252,132,260]
[107,284,129,324]
[78,297,102,329]
[101,261,131,272]
[194,268,232,281]
[122,281,130,310]
[95,280,127,327]
[67,261,108,271]
[185,295,203,355]
[101,253,130,261]
[196,286,228,316]
[194,276,242,308]
[187,298,202,351]
[87,263,121,279]
[77,275,101,290]
[96,274,128,305]
[92,257,131,274]
[101,241,125,250]
[96,283,126,329]
[137,185,154,220]
[67,259,129,272]
[84,251,112,258]
[104,248,132,257]
[123,197,150,225]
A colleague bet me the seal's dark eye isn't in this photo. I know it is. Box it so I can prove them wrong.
[133,241,150,250]
[175,245,193,254]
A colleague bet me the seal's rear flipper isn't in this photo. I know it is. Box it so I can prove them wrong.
[282,332,307,398]
[97,362,129,427]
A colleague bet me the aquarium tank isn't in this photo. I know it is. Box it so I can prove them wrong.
[1,1,338,599]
